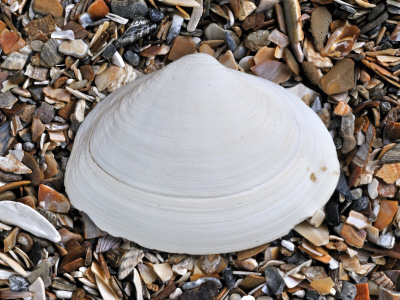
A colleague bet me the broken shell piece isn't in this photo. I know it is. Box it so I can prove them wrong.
[0,201,61,243]
[65,54,340,254]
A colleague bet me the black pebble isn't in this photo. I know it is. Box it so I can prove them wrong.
[352,196,370,212]
[102,43,117,60]
[326,199,340,226]
[148,8,164,22]
[222,267,235,289]
[123,50,140,67]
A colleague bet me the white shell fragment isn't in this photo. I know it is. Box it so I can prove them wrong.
[0,201,61,243]
[65,53,340,254]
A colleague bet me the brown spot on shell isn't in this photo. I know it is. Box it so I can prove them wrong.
[310,173,317,182]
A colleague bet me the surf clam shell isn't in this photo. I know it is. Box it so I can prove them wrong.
[65,53,340,254]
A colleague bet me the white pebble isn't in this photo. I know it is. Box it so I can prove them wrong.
[281,239,295,251]
[368,178,379,199]
[51,30,75,40]
[241,296,255,300]
[111,51,125,68]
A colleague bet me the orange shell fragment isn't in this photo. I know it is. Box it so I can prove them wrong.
[376,163,400,184]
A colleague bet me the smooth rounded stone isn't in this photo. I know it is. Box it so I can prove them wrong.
[111,0,148,19]
[95,66,124,92]
[180,280,219,300]
[88,0,109,20]
[340,281,357,300]
[182,277,222,290]
[58,40,89,59]
[229,294,241,300]
[23,142,35,152]
[311,6,332,51]
[148,8,165,22]
[9,276,30,291]
[368,3,386,21]
[264,267,285,295]
[320,58,355,95]
[245,30,270,52]
[222,267,235,289]
[102,44,117,60]
[35,102,55,124]
[29,86,44,102]
[350,188,362,200]
[241,296,255,300]
[325,199,340,226]
[30,41,44,52]
[352,196,369,212]
[33,0,63,17]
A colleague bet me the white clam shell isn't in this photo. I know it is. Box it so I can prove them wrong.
[65,53,339,254]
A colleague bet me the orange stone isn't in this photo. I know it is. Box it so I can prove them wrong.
[377,181,396,198]
[87,0,109,20]
[0,29,19,55]
[9,38,26,53]
[38,184,70,213]
[15,196,37,209]
[58,227,84,244]
[374,200,398,231]
[334,100,352,116]
[33,0,63,17]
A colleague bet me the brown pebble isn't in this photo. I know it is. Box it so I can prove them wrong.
[4,227,20,252]
[87,0,109,20]
[58,227,84,244]
[302,61,320,85]
[360,69,370,83]
[33,0,63,17]
[31,116,46,142]
[23,14,55,40]
[320,58,355,95]
[251,60,292,84]
[58,100,76,120]
[35,102,55,124]
[38,184,70,213]
[16,232,33,252]
[168,36,197,61]
[80,65,95,82]
[340,223,366,248]
[199,44,215,56]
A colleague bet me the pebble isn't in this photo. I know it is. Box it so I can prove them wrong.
[381,144,400,164]
[264,267,285,295]
[352,196,369,212]
[340,281,357,300]
[123,50,140,66]
[310,277,335,295]
[325,199,340,226]
[111,0,148,19]
[320,58,355,95]
[294,221,329,246]
[9,276,30,291]
[40,39,64,67]
[167,14,184,44]
[182,277,222,290]
[222,267,236,289]
[88,0,109,20]
[168,36,197,61]
[58,40,89,58]
[0,52,28,70]
[23,142,35,152]
[350,188,362,200]
[301,266,328,281]
[245,30,271,52]
[180,280,220,300]
[377,231,395,249]
[148,9,165,23]
[35,102,55,124]
[95,66,124,92]
[32,0,63,17]
[229,294,241,300]
[102,43,117,60]
[368,178,379,199]
[51,30,75,40]
[115,18,157,47]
